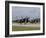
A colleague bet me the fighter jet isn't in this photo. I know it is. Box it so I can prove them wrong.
[12,16,40,24]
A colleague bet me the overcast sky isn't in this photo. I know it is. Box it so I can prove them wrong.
[12,7,40,20]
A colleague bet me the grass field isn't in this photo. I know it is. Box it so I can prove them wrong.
[12,23,40,31]
[12,26,40,31]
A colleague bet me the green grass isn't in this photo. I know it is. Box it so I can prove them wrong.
[12,26,40,31]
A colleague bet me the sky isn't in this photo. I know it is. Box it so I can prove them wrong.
[12,6,40,20]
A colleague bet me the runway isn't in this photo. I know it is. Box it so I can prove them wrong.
[12,23,40,27]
